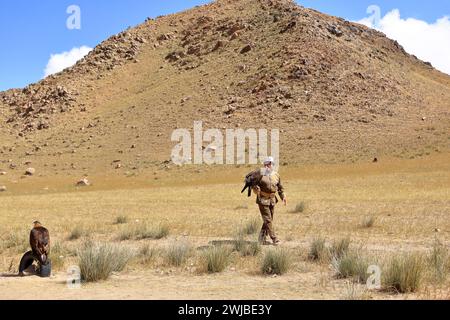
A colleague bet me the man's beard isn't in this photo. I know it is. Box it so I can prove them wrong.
[264,167,273,176]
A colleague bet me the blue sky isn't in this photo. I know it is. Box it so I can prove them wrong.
[0,0,449,91]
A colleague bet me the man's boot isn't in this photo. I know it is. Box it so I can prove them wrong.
[259,230,271,245]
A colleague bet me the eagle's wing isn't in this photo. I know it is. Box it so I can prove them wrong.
[30,229,41,255]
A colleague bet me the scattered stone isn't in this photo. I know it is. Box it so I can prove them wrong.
[327,25,343,37]
[25,168,36,176]
[0,171,6,176]
[280,21,296,33]
[230,32,240,40]
[76,178,91,187]
[187,45,201,56]
[165,51,186,62]
[240,44,252,54]
[157,34,172,41]
[0,186,6,192]
[225,105,237,115]
[290,65,309,79]
[212,40,226,51]
[181,96,192,103]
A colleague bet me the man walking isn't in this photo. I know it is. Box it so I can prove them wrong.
[251,157,287,245]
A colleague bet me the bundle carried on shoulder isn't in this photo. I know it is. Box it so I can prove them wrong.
[241,169,263,197]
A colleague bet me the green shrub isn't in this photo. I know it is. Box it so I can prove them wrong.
[332,251,371,283]
[241,241,262,257]
[428,239,448,283]
[308,237,327,261]
[291,202,306,213]
[233,231,247,252]
[117,225,135,241]
[233,230,261,257]
[242,218,259,235]
[382,253,425,293]
[137,244,158,265]
[330,237,351,260]
[117,223,169,241]
[115,215,128,225]
[261,248,291,275]
[165,242,191,267]
[202,246,232,273]
[136,224,170,240]
[77,242,133,282]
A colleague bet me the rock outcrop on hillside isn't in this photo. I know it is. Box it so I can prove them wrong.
[0,0,449,174]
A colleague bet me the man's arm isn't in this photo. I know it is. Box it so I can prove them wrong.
[277,177,287,205]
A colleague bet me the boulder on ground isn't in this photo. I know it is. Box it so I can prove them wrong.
[76,178,91,187]
[25,168,36,176]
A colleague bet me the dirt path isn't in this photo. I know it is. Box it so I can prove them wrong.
[0,238,436,301]
[0,269,385,300]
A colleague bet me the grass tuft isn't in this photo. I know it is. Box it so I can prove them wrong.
[137,244,158,265]
[241,241,262,257]
[77,242,133,282]
[50,242,68,271]
[138,224,169,240]
[332,250,371,283]
[3,231,29,253]
[118,223,170,241]
[330,237,351,260]
[261,248,291,275]
[242,218,259,235]
[360,216,376,228]
[201,246,232,273]
[308,237,327,262]
[290,202,306,214]
[68,226,86,241]
[382,253,425,293]
[428,239,448,283]
[233,230,262,257]
[165,241,191,267]
[114,215,128,225]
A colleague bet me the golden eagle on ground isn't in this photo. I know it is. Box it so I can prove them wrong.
[29,221,50,265]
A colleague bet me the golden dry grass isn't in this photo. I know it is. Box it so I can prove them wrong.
[0,155,449,299]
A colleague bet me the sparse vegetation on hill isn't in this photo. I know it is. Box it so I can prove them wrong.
[0,0,449,179]
[0,0,448,301]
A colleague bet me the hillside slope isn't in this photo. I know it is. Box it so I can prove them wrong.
[1,0,449,179]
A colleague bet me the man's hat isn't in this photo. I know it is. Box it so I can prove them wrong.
[263,156,275,165]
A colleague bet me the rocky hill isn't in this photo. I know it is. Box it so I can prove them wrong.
[1,0,449,179]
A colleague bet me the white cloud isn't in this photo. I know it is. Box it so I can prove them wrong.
[44,46,92,77]
[358,9,450,75]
